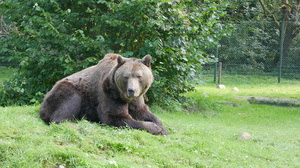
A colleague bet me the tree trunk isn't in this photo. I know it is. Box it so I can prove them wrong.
[273,0,300,65]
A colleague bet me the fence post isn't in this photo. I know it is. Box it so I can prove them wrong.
[218,62,222,85]
[214,45,219,83]
[278,18,285,83]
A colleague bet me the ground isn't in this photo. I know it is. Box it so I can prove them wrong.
[0,74,300,167]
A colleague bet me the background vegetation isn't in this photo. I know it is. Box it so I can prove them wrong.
[0,0,228,106]
[1,0,299,106]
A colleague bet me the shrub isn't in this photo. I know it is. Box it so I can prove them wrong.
[0,0,228,106]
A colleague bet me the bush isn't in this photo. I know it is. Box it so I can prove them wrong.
[0,0,228,106]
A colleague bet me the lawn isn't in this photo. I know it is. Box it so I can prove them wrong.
[0,74,300,167]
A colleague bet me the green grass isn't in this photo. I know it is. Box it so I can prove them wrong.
[198,75,300,100]
[1,75,300,167]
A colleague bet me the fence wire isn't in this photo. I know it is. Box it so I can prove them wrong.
[203,21,300,81]
[1,19,299,80]
[0,15,14,66]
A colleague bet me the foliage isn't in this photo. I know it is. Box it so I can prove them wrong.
[0,66,15,82]
[258,0,300,69]
[217,21,279,73]
[218,0,300,74]
[223,0,262,22]
[0,0,228,106]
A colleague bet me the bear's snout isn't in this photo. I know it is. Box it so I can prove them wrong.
[127,88,135,97]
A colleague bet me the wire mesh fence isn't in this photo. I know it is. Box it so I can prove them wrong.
[202,21,300,82]
[1,18,299,80]
[0,14,15,66]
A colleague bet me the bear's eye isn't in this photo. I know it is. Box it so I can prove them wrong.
[123,76,129,81]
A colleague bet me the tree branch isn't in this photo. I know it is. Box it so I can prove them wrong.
[258,0,280,27]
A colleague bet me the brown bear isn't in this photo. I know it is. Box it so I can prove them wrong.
[40,53,168,135]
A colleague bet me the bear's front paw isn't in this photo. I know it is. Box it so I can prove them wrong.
[142,122,166,135]
[159,127,169,135]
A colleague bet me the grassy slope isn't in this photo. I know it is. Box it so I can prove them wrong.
[0,75,300,167]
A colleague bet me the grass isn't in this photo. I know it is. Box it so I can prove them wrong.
[1,74,300,167]
[198,75,300,100]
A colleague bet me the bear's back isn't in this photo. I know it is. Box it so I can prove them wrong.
[63,53,121,84]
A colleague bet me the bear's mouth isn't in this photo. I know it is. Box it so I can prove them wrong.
[122,96,136,103]
[126,93,137,101]
[119,92,138,103]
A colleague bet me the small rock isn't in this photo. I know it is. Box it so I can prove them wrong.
[232,87,239,91]
[237,132,252,140]
[217,84,226,89]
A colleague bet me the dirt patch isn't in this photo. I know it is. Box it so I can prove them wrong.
[225,102,239,107]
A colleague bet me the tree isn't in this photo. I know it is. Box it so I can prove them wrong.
[259,0,300,64]
[217,0,299,73]
[217,1,280,73]
[0,0,228,106]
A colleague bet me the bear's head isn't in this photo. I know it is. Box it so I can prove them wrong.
[114,55,154,102]
[102,54,154,103]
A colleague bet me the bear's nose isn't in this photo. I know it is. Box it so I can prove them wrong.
[127,88,135,97]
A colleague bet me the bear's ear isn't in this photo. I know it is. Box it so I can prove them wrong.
[142,55,151,68]
[117,55,125,65]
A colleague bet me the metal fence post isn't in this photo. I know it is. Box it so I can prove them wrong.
[218,62,222,85]
[278,19,285,83]
[214,45,219,83]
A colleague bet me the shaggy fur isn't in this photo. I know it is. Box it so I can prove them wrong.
[40,53,168,135]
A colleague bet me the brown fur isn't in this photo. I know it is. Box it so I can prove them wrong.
[40,53,168,135]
